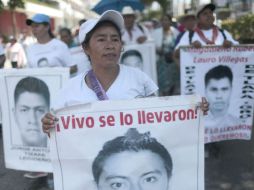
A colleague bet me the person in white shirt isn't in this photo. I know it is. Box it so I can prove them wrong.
[6,36,27,68]
[24,13,75,179]
[152,14,180,96]
[41,10,209,132]
[26,13,76,74]
[121,6,151,45]
[174,3,238,59]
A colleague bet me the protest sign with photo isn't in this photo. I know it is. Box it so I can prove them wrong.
[180,46,254,143]
[0,68,69,172]
[50,95,204,190]
[120,42,158,84]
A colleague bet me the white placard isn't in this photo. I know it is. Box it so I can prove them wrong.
[50,95,204,190]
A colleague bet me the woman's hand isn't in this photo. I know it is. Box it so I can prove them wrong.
[191,40,202,48]
[222,40,233,48]
[200,97,209,115]
[41,112,59,137]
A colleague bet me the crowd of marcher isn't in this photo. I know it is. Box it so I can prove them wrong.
[0,2,240,189]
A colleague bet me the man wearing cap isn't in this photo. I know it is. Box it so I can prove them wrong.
[23,13,75,179]
[121,6,151,45]
[174,3,238,57]
[26,13,76,74]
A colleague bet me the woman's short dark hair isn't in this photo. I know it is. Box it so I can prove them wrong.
[92,128,173,184]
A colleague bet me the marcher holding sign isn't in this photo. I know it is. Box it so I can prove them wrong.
[174,3,238,59]
[41,10,209,190]
[174,3,239,159]
[42,10,208,130]
[42,10,159,130]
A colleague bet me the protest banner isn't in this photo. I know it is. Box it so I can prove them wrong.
[120,42,158,84]
[0,68,69,172]
[50,95,204,190]
[180,45,254,143]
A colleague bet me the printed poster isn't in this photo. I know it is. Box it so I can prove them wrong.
[120,42,158,84]
[0,68,69,172]
[50,95,204,190]
[180,46,254,143]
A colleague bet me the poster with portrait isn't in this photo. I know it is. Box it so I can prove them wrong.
[50,95,204,190]
[0,68,69,172]
[120,42,158,84]
[180,45,254,143]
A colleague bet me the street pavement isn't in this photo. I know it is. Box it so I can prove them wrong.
[1,126,253,190]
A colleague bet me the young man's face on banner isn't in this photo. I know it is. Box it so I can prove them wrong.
[97,150,170,190]
[14,91,49,147]
[205,77,232,115]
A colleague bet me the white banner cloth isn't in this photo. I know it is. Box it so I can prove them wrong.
[51,95,204,190]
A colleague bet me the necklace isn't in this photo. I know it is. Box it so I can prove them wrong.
[195,25,218,45]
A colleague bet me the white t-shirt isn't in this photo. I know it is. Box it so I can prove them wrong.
[122,23,152,45]
[53,64,158,110]
[175,28,239,49]
[6,42,27,67]
[26,39,73,68]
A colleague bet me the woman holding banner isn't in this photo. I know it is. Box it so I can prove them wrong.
[41,10,209,134]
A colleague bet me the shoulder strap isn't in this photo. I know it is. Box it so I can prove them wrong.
[137,24,145,33]
[218,28,227,40]
[87,70,108,101]
[189,30,194,44]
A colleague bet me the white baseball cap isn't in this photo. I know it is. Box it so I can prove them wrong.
[78,10,124,44]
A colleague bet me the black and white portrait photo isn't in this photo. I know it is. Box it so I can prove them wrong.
[0,68,69,172]
[120,43,158,85]
[204,65,240,130]
[92,128,173,190]
[13,76,50,148]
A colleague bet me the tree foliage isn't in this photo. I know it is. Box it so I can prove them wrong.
[142,0,170,14]
[0,0,4,11]
[221,14,254,44]
[7,0,25,10]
